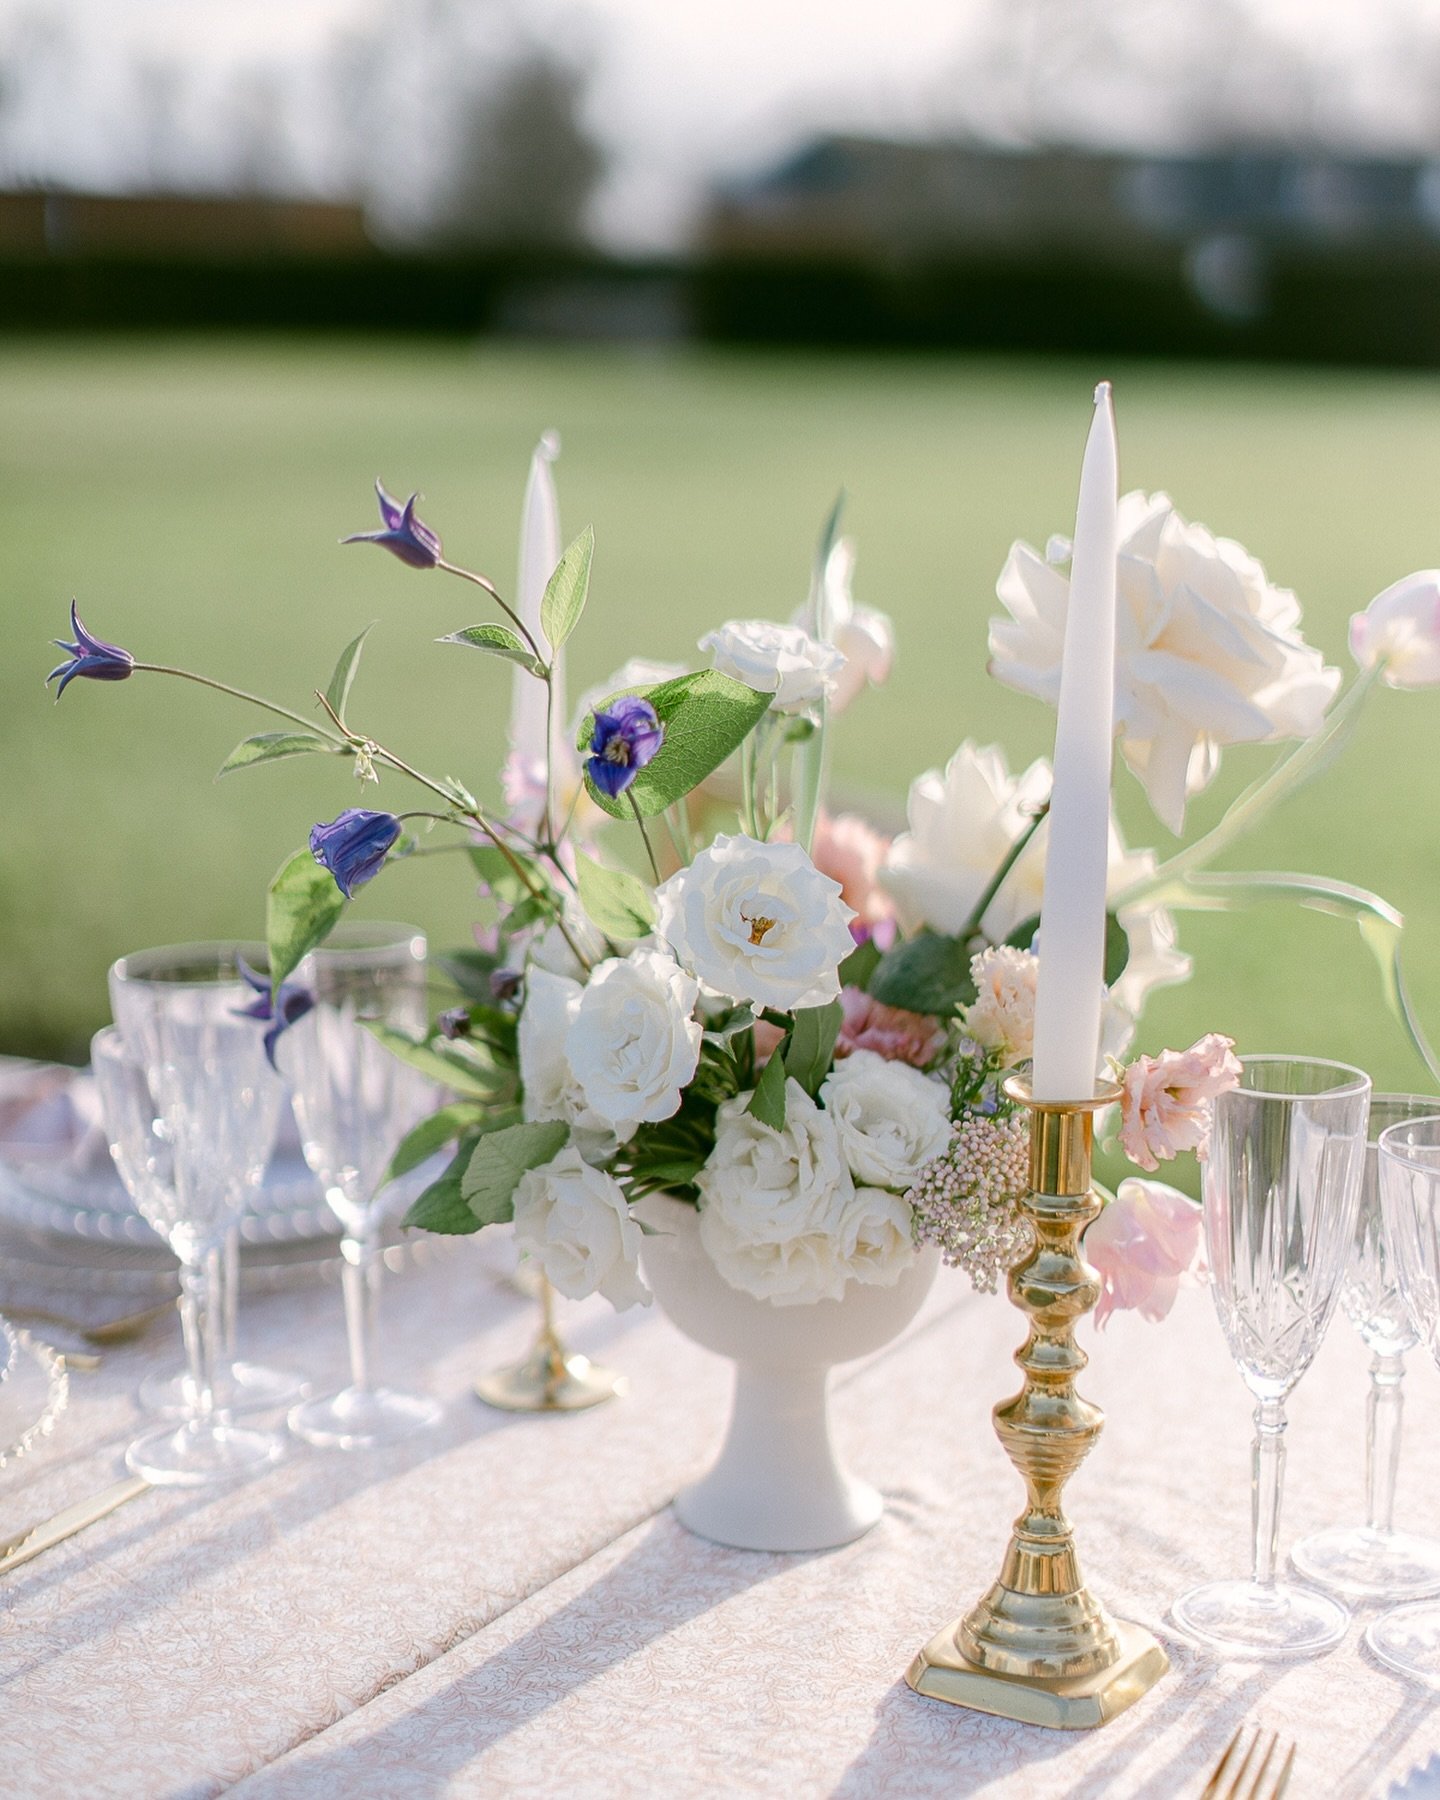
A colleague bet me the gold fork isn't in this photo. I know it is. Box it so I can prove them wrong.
[1201,1725,1296,1799]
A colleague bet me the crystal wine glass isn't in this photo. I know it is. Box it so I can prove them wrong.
[98,948,288,1485]
[282,922,442,1450]
[1368,1113,1440,1685]
[1173,1055,1370,1657]
[1291,1093,1440,1600]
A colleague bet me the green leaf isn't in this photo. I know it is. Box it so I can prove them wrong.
[1004,911,1129,987]
[782,1001,842,1097]
[746,1047,788,1131]
[469,845,549,905]
[540,525,593,653]
[266,848,346,996]
[363,1022,508,1100]
[402,1143,483,1234]
[217,732,337,779]
[869,931,976,1017]
[461,1119,570,1227]
[575,850,656,940]
[324,625,373,727]
[579,670,773,821]
[837,936,882,993]
[439,622,544,678]
[384,1102,490,1185]
[439,947,502,1002]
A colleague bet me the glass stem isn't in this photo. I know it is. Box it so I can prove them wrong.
[1365,1352,1406,1536]
[178,1245,226,1432]
[341,1227,383,1395]
[1250,1396,1287,1589]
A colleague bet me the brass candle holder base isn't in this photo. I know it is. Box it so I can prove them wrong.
[905,1077,1168,1730]
[474,1274,627,1414]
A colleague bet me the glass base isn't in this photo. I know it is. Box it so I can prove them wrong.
[139,1360,311,1418]
[125,1418,285,1487]
[1292,1525,1440,1601]
[474,1343,626,1413]
[1172,1578,1349,1659]
[288,1384,442,1451]
[1367,1601,1440,1687]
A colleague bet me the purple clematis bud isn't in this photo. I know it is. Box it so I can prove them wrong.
[234,957,316,1071]
[489,968,523,1005]
[46,601,135,699]
[586,695,664,799]
[341,479,442,570]
[438,1007,471,1040]
[309,808,402,898]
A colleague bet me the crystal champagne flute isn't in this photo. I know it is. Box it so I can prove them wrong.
[282,922,441,1450]
[1369,1113,1440,1685]
[1291,1093,1440,1600]
[1173,1055,1370,1657]
[101,943,289,1484]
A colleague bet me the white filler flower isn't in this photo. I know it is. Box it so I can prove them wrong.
[820,1050,952,1191]
[566,950,702,1133]
[512,1146,651,1311]
[990,491,1340,833]
[656,833,855,1012]
[699,618,846,714]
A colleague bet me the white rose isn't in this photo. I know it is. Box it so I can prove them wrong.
[798,538,895,714]
[963,944,1039,1062]
[697,1080,855,1303]
[842,1187,917,1286]
[512,1146,651,1311]
[820,1050,952,1191]
[656,833,855,1013]
[565,950,701,1133]
[1349,571,1440,689]
[989,492,1341,833]
[518,968,624,1161]
[878,741,1190,1028]
[698,618,846,715]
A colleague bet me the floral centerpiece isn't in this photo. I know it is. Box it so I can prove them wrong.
[47,449,1440,1339]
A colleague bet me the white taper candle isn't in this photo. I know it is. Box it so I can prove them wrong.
[508,431,564,773]
[1030,383,1119,1102]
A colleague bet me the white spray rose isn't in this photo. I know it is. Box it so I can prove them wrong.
[843,1187,918,1286]
[565,950,702,1133]
[1349,571,1440,689]
[820,1050,953,1191]
[989,492,1341,833]
[518,968,624,1161]
[512,1146,651,1311]
[794,538,895,715]
[656,833,855,1012]
[699,618,846,714]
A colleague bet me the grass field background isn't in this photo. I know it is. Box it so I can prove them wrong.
[3,336,1440,1114]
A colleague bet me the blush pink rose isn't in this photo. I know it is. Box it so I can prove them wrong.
[811,812,897,933]
[835,987,945,1068]
[1086,1178,1201,1326]
[1120,1033,1241,1173]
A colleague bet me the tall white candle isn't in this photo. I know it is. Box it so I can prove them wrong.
[509,431,564,775]
[1030,383,1119,1102]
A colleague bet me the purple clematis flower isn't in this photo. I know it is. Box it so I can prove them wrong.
[586,695,664,799]
[234,958,316,1071]
[437,1007,471,1040]
[341,480,442,570]
[46,601,135,699]
[309,808,402,898]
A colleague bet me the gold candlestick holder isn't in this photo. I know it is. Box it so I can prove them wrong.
[474,1272,627,1413]
[906,1075,1168,1729]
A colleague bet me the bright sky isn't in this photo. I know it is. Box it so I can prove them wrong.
[5,0,1440,246]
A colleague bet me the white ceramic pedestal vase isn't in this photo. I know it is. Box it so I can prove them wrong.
[637,1195,940,1553]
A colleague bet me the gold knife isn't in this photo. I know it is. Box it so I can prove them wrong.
[0,1475,151,1575]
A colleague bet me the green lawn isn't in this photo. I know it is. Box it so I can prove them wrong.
[4,336,1440,1112]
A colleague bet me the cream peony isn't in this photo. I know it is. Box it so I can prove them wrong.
[990,492,1341,833]
[819,1050,952,1191]
[655,833,856,1012]
[878,740,1190,1042]
[697,1080,856,1304]
[699,618,846,715]
[963,944,1039,1063]
[512,1146,651,1311]
[1349,571,1440,689]
[566,950,701,1133]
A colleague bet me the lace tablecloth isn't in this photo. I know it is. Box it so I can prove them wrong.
[1,1240,1437,1799]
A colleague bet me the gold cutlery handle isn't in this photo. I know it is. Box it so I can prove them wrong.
[0,1475,150,1575]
